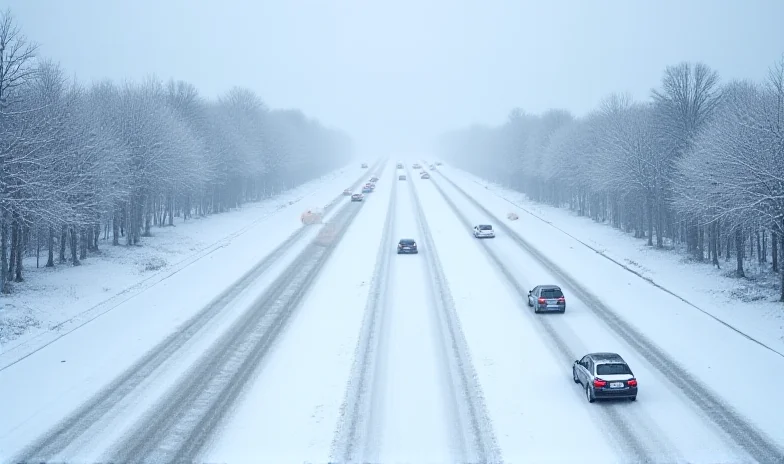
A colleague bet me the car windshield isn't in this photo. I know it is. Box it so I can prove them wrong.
[596,363,632,375]
[478,225,492,230]
[540,288,563,298]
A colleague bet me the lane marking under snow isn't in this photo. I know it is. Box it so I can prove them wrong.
[452,170,784,361]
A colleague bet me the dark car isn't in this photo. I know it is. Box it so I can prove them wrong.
[573,353,638,402]
[397,238,418,254]
[527,285,566,313]
[370,176,379,182]
[399,175,406,180]
[420,173,430,179]
[351,193,364,202]
[361,163,368,168]
[396,163,403,168]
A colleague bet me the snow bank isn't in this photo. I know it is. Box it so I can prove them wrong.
[440,165,784,353]
[0,167,357,360]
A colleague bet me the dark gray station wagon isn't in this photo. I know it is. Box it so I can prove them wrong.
[527,285,566,313]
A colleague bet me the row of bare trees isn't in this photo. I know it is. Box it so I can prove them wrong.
[0,10,352,293]
[439,56,784,300]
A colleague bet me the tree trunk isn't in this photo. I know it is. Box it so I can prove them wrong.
[60,224,68,263]
[646,194,653,246]
[79,226,87,260]
[94,222,100,250]
[70,226,80,266]
[0,213,8,294]
[168,194,175,226]
[773,231,778,273]
[726,235,731,262]
[14,226,23,282]
[711,221,720,269]
[8,219,17,278]
[735,227,745,278]
[46,226,55,267]
[113,209,120,245]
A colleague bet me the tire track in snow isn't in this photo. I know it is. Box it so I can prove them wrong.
[330,163,398,462]
[11,161,386,463]
[426,171,665,462]
[105,164,384,463]
[405,167,503,463]
[433,169,784,464]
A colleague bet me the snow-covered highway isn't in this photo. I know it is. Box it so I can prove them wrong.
[2,159,784,463]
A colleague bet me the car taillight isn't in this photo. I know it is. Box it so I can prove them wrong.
[593,378,606,388]
[627,378,637,387]
[537,297,546,304]
[557,297,565,303]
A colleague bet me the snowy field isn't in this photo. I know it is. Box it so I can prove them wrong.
[438,164,784,355]
[0,166,367,365]
[2,159,783,463]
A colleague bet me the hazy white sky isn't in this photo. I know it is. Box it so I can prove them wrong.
[6,0,784,155]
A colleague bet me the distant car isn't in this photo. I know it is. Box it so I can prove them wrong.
[527,285,565,313]
[573,353,638,403]
[396,163,403,169]
[430,165,437,170]
[412,163,421,169]
[361,163,368,168]
[397,238,418,254]
[370,176,379,182]
[435,162,443,166]
[362,185,372,193]
[343,189,352,196]
[368,183,376,190]
[420,173,430,179]
[399,175,406,180]
[351,193,364,202]
[473,224,494,238]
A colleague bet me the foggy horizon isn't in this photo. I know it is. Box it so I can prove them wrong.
[5,0,784,155]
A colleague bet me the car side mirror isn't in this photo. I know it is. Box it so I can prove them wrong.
[575,360,580,365]
[527,291,532,295]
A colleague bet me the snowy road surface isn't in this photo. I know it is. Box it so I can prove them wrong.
[3,159,784,463]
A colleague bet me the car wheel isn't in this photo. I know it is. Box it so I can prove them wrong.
[572,367,580,384]
[586,384,595,403]
[534,306,539,314]
[629,396,637,401]
[559,309,566,314]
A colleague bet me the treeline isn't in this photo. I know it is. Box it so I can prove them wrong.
[0,10,352,293]
[439,56,784,300]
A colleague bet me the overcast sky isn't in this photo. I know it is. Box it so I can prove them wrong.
[5,0,784,156]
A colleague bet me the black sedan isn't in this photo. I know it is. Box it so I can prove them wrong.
[397,238,418,254]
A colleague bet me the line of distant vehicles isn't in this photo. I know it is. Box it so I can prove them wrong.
[352,160,639,403]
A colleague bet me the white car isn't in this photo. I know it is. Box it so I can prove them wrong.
[473,224,495,238]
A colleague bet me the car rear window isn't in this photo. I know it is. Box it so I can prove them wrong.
[478,225,492,230]
[400,239,415,245]
[540,288,563,298]
[596,363,631,375]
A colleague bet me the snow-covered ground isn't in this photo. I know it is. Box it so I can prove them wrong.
[202,163,394,463]
[2,159,784,463]
[0,166,363,364]
[421,171,765,462]
[438,164,784,354]
[430,164,784,458]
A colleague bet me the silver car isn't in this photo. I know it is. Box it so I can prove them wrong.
[572,352,638,402]
[527,285,565,313]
